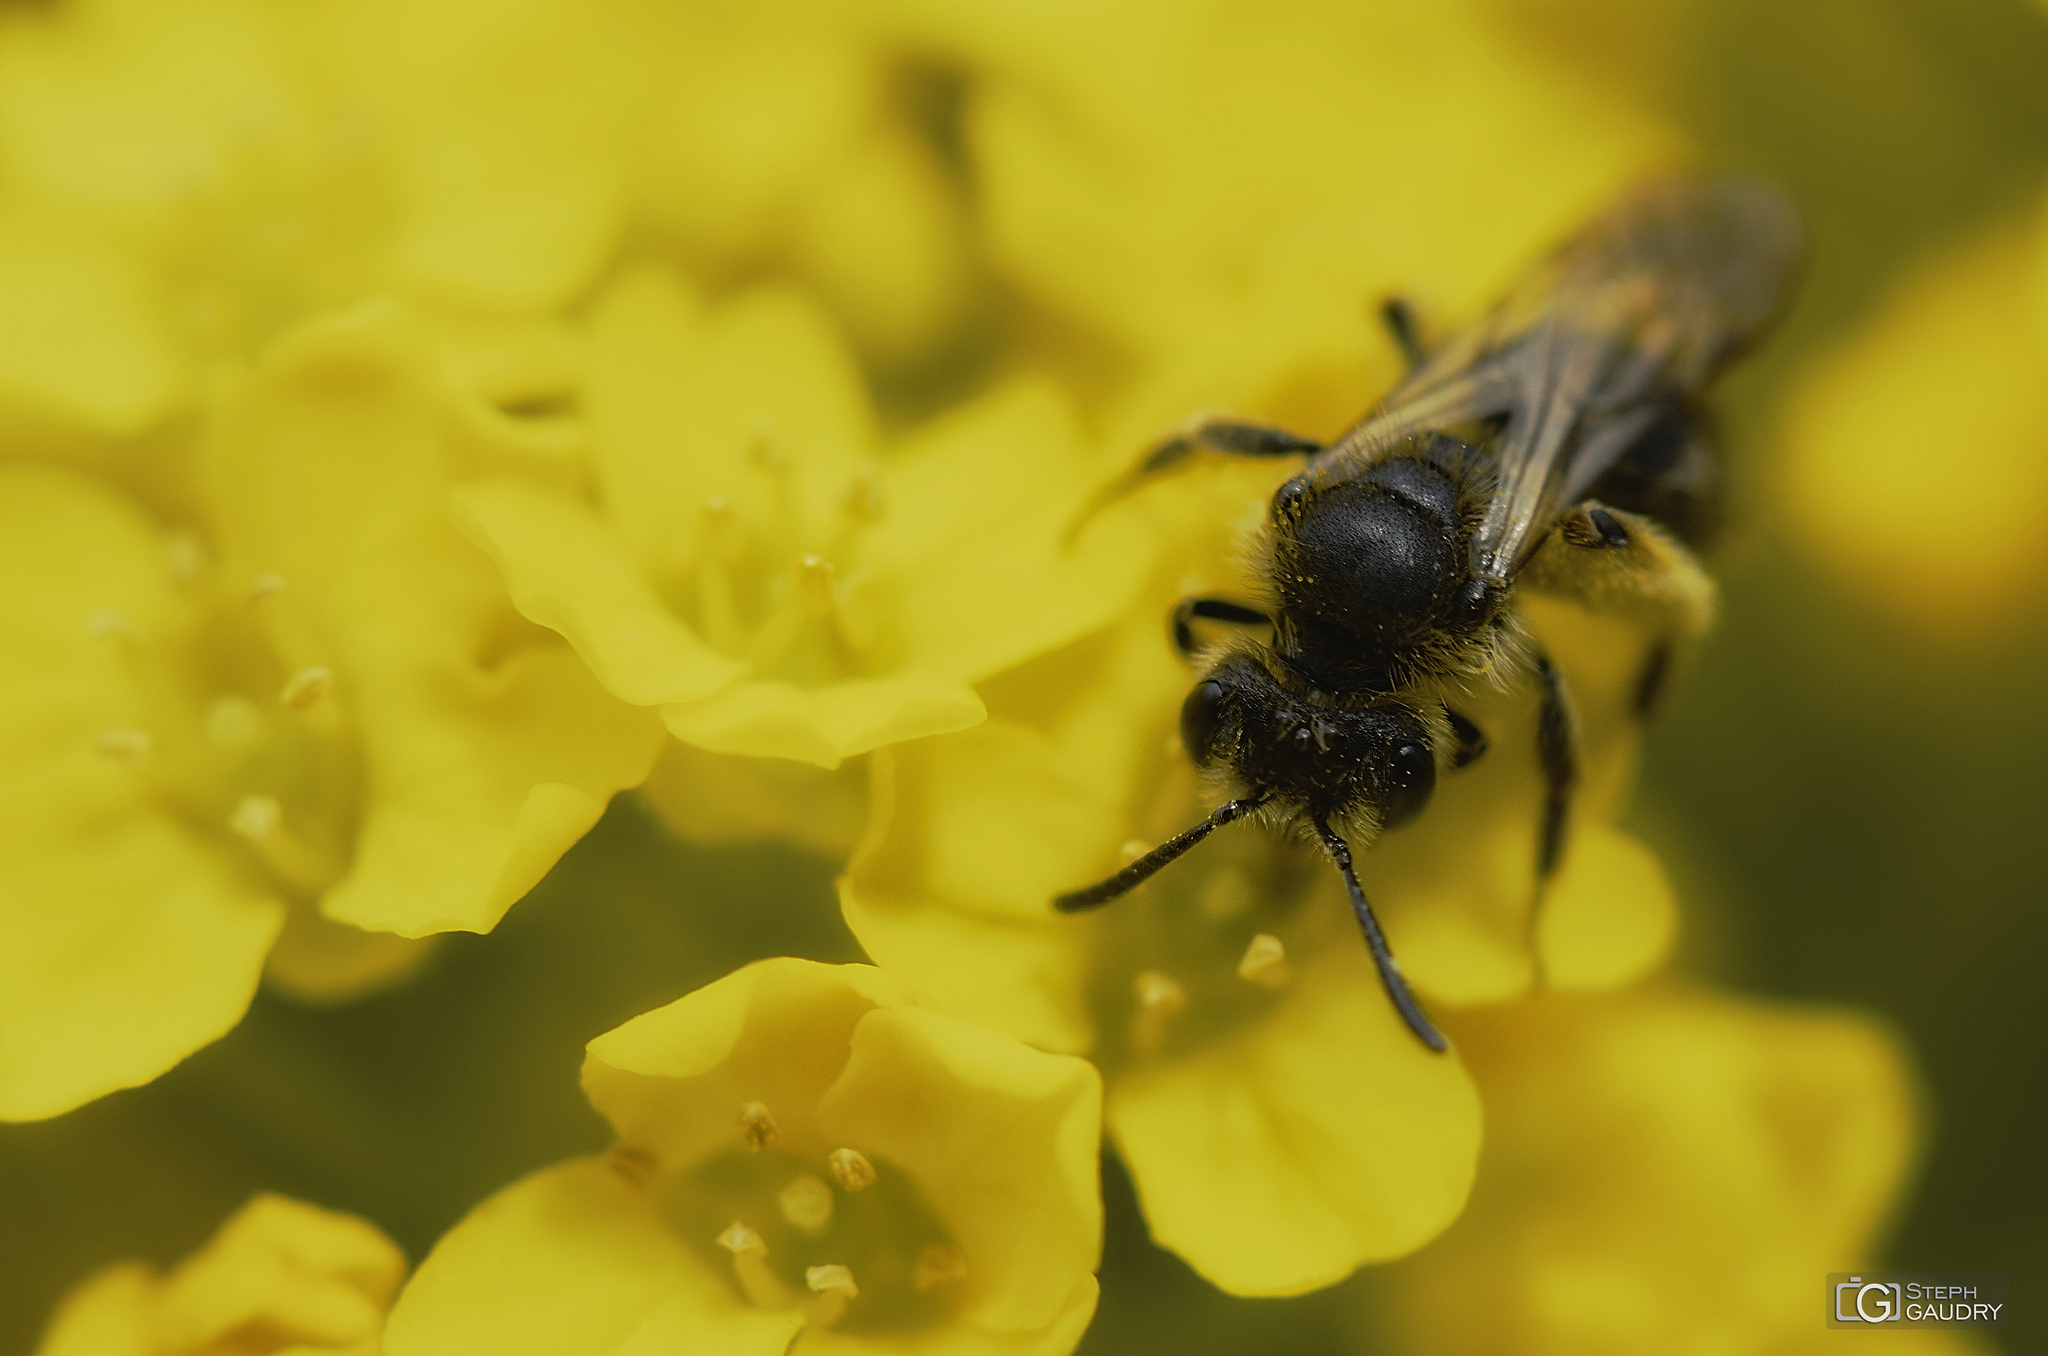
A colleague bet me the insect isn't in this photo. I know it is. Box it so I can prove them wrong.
[1054,178,1801,1051]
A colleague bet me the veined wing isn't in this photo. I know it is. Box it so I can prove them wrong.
[1325,178,1801,588]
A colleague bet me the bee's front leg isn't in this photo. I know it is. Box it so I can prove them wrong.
[1170,596,1272,658]
[1066,417,1323,542]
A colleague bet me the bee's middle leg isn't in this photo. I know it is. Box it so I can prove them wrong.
[1171,596,1271,658]
[1534,649,1579,884]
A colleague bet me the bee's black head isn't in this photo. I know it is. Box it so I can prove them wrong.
[1181,652,1436,831]
[1266,434,1493,688]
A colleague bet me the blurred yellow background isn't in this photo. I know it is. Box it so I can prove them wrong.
[2,0,2045,1353]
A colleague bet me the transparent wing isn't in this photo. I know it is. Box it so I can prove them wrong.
[1324,178,1801,586]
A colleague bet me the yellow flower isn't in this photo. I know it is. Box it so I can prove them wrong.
[1373,986,1974,1356]
[383,958,1102,1356]
[0,0,647,444]
[0,298,659,1121]
[840,444,1680,1293]
[33,1193,405,1356]
[629,2,977,371]
[454,266,1148,845]
[1781,200,2048,637]
[883,0,1676,443]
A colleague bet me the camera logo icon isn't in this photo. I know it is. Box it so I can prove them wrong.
[1836,1277,1903,1323]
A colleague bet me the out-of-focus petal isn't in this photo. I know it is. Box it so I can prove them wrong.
[208,300,662,936]
[35,1193,405,1356]
[1782,217,2048,635]
[1380,988,1933,1356]
[309,0,638,311]
[0,463,282,1121]
[0,220,180,435]
[858,380,1151,684]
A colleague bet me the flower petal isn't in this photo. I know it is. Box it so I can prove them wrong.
[583,958,916,1170]
[1384,988,1927,1355]
[815,1006,1103,1332]
[452,479,746,707]
[661,673,984,771]
[586,268,878,566]
[314,0,636,311]
[860,379,1153,684]
[839,884,1096,1058]
[209,300,663,936]
[0,464,282,1121]
[0,220,180,436]
[1107,956,1481,1296]
[382,1158,803,1356]
[1783,218,2048,635]
[1538,825,1677,991]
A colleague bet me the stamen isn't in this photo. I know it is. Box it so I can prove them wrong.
[717,1221,766,1256]
[94,727,153,764]
[228,794,282,842]
[718,1222,790,1310]
[1237,933,1292,988]
[806,1265,858,1298]
[795,555,836,618]
[165,531,207,584]
[738,1101,781,1152]
[778,1174,834,1236]
[843,463,886,521]
[1134,970,1186,1013]
[247,572,286,607]
[913,1244,968,1293]
[1130,970,1187,1056]
[694,497,745,654]
[827,1147,876,1192]
[279,666,333,712]
[805,1263,858,1330]
[87,609,134,640]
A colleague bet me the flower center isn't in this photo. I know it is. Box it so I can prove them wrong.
[655,429,888,684]
[92,542,360,902]
[1084,768,1337,1066]
[652,1102,962,1337]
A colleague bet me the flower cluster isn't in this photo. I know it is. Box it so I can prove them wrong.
[8,1,1968,1354]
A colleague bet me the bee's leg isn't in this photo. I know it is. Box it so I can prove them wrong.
[1133,418,1324,481]
[1379,296,1427,371]
[1519,500,1717,725]
[1171,596,1271,658]
[1534,651,1579,883]
[1067,418,1322,541]
[1444,707,1488,769]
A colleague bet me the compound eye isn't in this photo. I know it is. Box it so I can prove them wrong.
[1180,679,1229,767]
[1380,739,1437,829]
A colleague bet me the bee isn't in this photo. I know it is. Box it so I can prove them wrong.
[1055,178,1801,1051]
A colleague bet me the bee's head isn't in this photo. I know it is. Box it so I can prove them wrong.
[1265,434,1495,687]
[1180,651,1437,831]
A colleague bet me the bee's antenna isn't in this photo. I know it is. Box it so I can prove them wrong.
[1053,796,1268,912]
[1311,816,1449,1052]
